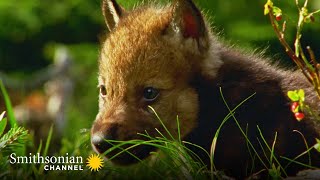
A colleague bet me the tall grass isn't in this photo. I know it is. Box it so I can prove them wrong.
[97,88,281,179]
[0,82,318,179]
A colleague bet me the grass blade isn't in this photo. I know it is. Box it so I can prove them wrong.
[43,125,53,157]
[148,106,175,140]
[0,112,7,136]
[0,118,7,137]
[39,125,53,174]
[0,80,17,127]
[219,87,269,170]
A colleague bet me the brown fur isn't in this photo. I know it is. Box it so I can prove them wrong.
[91,0,320,178]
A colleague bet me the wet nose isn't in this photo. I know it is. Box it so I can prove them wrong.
[91,134,114,154]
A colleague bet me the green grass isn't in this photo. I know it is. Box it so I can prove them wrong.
[99,108,210,179]
[0,82,319,179]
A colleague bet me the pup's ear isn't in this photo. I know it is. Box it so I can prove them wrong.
[168,0,208,51]
[102,0,126,31]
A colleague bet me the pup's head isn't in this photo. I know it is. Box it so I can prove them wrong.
[91,0,222,165]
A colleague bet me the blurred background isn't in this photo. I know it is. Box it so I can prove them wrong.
[0,0,320,152]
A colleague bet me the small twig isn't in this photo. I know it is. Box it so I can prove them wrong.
[267,2,320,100]
[306,46,320,97]
[268,6,313,84]
[281,21,287,39]
[295,0,301,9]
[294,3,314,72]
[304,0,309,8]
[306,46,317,67]
[310,9,320,15]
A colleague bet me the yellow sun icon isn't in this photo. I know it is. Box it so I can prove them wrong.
[86,154,104,172]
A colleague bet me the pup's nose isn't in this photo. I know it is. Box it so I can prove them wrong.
[91,134,114,154]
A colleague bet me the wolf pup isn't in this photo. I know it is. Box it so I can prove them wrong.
[91,0,320,177]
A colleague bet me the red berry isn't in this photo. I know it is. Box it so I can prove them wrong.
[291,102,299,112]
[295,112,305,121]
[276,15,282,21]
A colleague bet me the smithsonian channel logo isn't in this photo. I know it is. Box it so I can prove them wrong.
[9,153,104,171]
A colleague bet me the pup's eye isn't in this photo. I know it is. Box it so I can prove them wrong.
[143,87,159,102]
[99,85,107,97]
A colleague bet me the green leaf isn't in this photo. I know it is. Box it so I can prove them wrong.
[0,114,7,136]
[0,80,17,127]
[298,89,305,102]
[268,163,281,179]
[302,7,309,16]
[304,15,312,23]
[268,164,279,178]
[264,0,273,15]
[272,6,282,16]
[287,91,299,101]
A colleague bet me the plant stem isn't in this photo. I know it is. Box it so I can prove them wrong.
[267,4,320,100]
[267,6,313,84]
